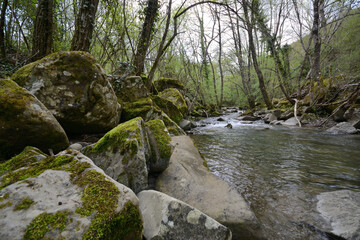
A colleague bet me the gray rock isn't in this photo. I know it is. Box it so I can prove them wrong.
[279,110,294,120]
[240,115,261,121]
[0,149,143,240]
[317,190,360,240]
[0,79,69,160]
[281,117,300,126]
[270,120,284,125]
[145,119,173,174]
[270,109,282,118]
[326,122,358,134]
[156,136,261,239]
[264,113,277,123]
[179,119,192,130]
[11,51,121,134]
[344,108,360,122]
[83,117,150,194]
[109,75,149,103]
[138,190,232,240]
[68,143,83,151]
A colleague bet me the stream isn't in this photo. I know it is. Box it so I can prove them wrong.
[190,111,360,240]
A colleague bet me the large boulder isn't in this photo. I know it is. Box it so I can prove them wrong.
[281,117,300,126]
[121,97,185,136]
[0,79,69,160]
[11,51,121,134]
[145,119,173,174]
[317,190,360,240]
[152,95,183,124]
[155,136,261,239]
[82,117,150,194]
[109,75,149,103]
[138,190,232,240]
[326,122,358,134]
[158,88,188,115]
[153,77,185,92]
[0,148,143,240]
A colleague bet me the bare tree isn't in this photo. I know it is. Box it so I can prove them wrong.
[0,0,8,58]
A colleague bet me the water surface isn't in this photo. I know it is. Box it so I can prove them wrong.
[191,112,360,239]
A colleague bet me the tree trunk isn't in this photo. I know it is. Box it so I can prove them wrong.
[71,0,99,52]
[133,0,159,76]
[0,0,8,58]
[32,0,53,60]
[216,10,224,108]
[312,0,322,85]
[242,0,273,109]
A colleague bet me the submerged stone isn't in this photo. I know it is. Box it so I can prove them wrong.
[0,79,69,160]
[11,51,121,134]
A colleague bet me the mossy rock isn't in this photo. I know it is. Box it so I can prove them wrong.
[152,95,183,124]
[145,119,173,173]
[158,88,188,115]
[121,97,162,123]
[82,117,151,194]
[153,78,184,92]
[0,79,69,160]
[11,51,121,134]
[0,148,143,239]
[108,75,149,103]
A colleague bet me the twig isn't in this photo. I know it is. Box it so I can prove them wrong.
[293,99,302,127]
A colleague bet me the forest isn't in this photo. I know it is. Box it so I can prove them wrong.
[0,0,359,112]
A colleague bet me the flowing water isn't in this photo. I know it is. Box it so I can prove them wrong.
[190,111,360,240]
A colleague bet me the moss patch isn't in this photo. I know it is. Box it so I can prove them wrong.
[14,198,34,211]
[145,120,172,159]
[24,211,68,240]
[0,201,12,209]
[158,88,187,115]
[152,95,183,124]
[121,97,154,122]
[87,117,143,155]
[73,170,143,240]
[10,61,40,87]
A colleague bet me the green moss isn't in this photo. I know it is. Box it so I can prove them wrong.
[14,198,34,211]
[158,88,188,115]
[0,192,9,202]
[0,154,74,190]
[121,97,154,122]
[24,211,68,240]
[0,201,12,209]
[0,79,35,122]
[73,170,143,240]
[152,95,183,124]
[10,61,39,87]
[88,117,143,154]
[0,146,46,176]
[145,120,172,159]
[153,78,185,92]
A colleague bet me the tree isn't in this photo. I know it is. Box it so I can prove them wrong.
[133,0,159,76]
[0,0,8,58]
[71,0,99,52]
[32,0,53,60]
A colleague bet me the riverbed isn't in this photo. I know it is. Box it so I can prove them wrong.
[191,112,360,239]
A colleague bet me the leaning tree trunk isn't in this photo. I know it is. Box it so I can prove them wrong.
[242,0,273,109]
[71,0,99,52]
[32,0,53,60]
[133,0,159,76]
[0,0,8,58]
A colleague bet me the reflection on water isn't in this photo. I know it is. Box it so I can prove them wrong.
[191,113,360,239]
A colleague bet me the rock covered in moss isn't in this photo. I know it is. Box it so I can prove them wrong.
[153,78,185,92]
[156,136,261,239]
[158,88,188,115]
[121,97,185,136]
[0,79,69,160]
[108,75,149,103]
[0,148,143,240]
[11,51,121,134]
[82,117,151,194]
[138,190,232,240]
[152,95,183,124]
[145,119,173,173]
